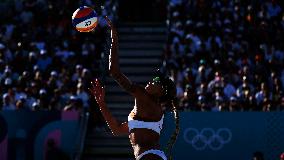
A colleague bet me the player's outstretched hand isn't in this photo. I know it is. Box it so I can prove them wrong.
[89,79,105,106]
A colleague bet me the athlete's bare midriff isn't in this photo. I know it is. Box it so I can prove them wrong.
[129,97,164,158]
[129,129,161,158]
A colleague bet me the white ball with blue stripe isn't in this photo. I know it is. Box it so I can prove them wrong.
[72,6,98,32]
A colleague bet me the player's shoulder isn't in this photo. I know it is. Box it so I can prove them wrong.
[131,83,146,94]
[132,83,145,91]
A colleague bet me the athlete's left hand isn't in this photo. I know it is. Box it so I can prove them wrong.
[89,79,105,105]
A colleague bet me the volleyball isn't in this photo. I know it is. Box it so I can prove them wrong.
[72,6,98,32]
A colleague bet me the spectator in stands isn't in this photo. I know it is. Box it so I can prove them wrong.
[25,85,37,110]
[76,82,90,109]
[228,96,240,111]
[63,95,75,111]
[72,64,83,82]
[36,49,52,71]
[197,95,210,111]
[37,89,49,111]
[49,89,64,111]
[212,95,227,112]
[46,71,62,94]
[2,93,16,110]
[255,82,271,107]
[15,98,27,110]
[180,84,197,111]
[223,77,236,100]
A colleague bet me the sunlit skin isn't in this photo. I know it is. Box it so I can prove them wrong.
[89,17,166,160]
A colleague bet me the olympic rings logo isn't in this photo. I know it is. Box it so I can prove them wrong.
[183,128,232,151]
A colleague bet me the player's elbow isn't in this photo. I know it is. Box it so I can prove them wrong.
[109,68,115,76]
[111,125,128,136]
[109,68,121,77]
[111,129,124,136]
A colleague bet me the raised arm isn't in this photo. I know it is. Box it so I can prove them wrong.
[89,79,128,136]
[105,17,139,95]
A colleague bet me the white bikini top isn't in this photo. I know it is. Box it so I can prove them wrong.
[128,112,164,134]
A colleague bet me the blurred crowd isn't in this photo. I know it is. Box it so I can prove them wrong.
[0,0,118,111]
[1,0,284,113]
[164,0,284,111]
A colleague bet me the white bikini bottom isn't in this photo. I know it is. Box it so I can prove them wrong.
[137,149,167,160]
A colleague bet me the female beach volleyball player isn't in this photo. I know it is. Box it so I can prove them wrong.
[89,17,179,160]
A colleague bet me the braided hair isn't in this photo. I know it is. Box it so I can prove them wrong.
[168,101,179,160]
[155,71,180,160]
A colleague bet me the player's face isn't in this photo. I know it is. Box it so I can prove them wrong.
[145,77,164,97]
